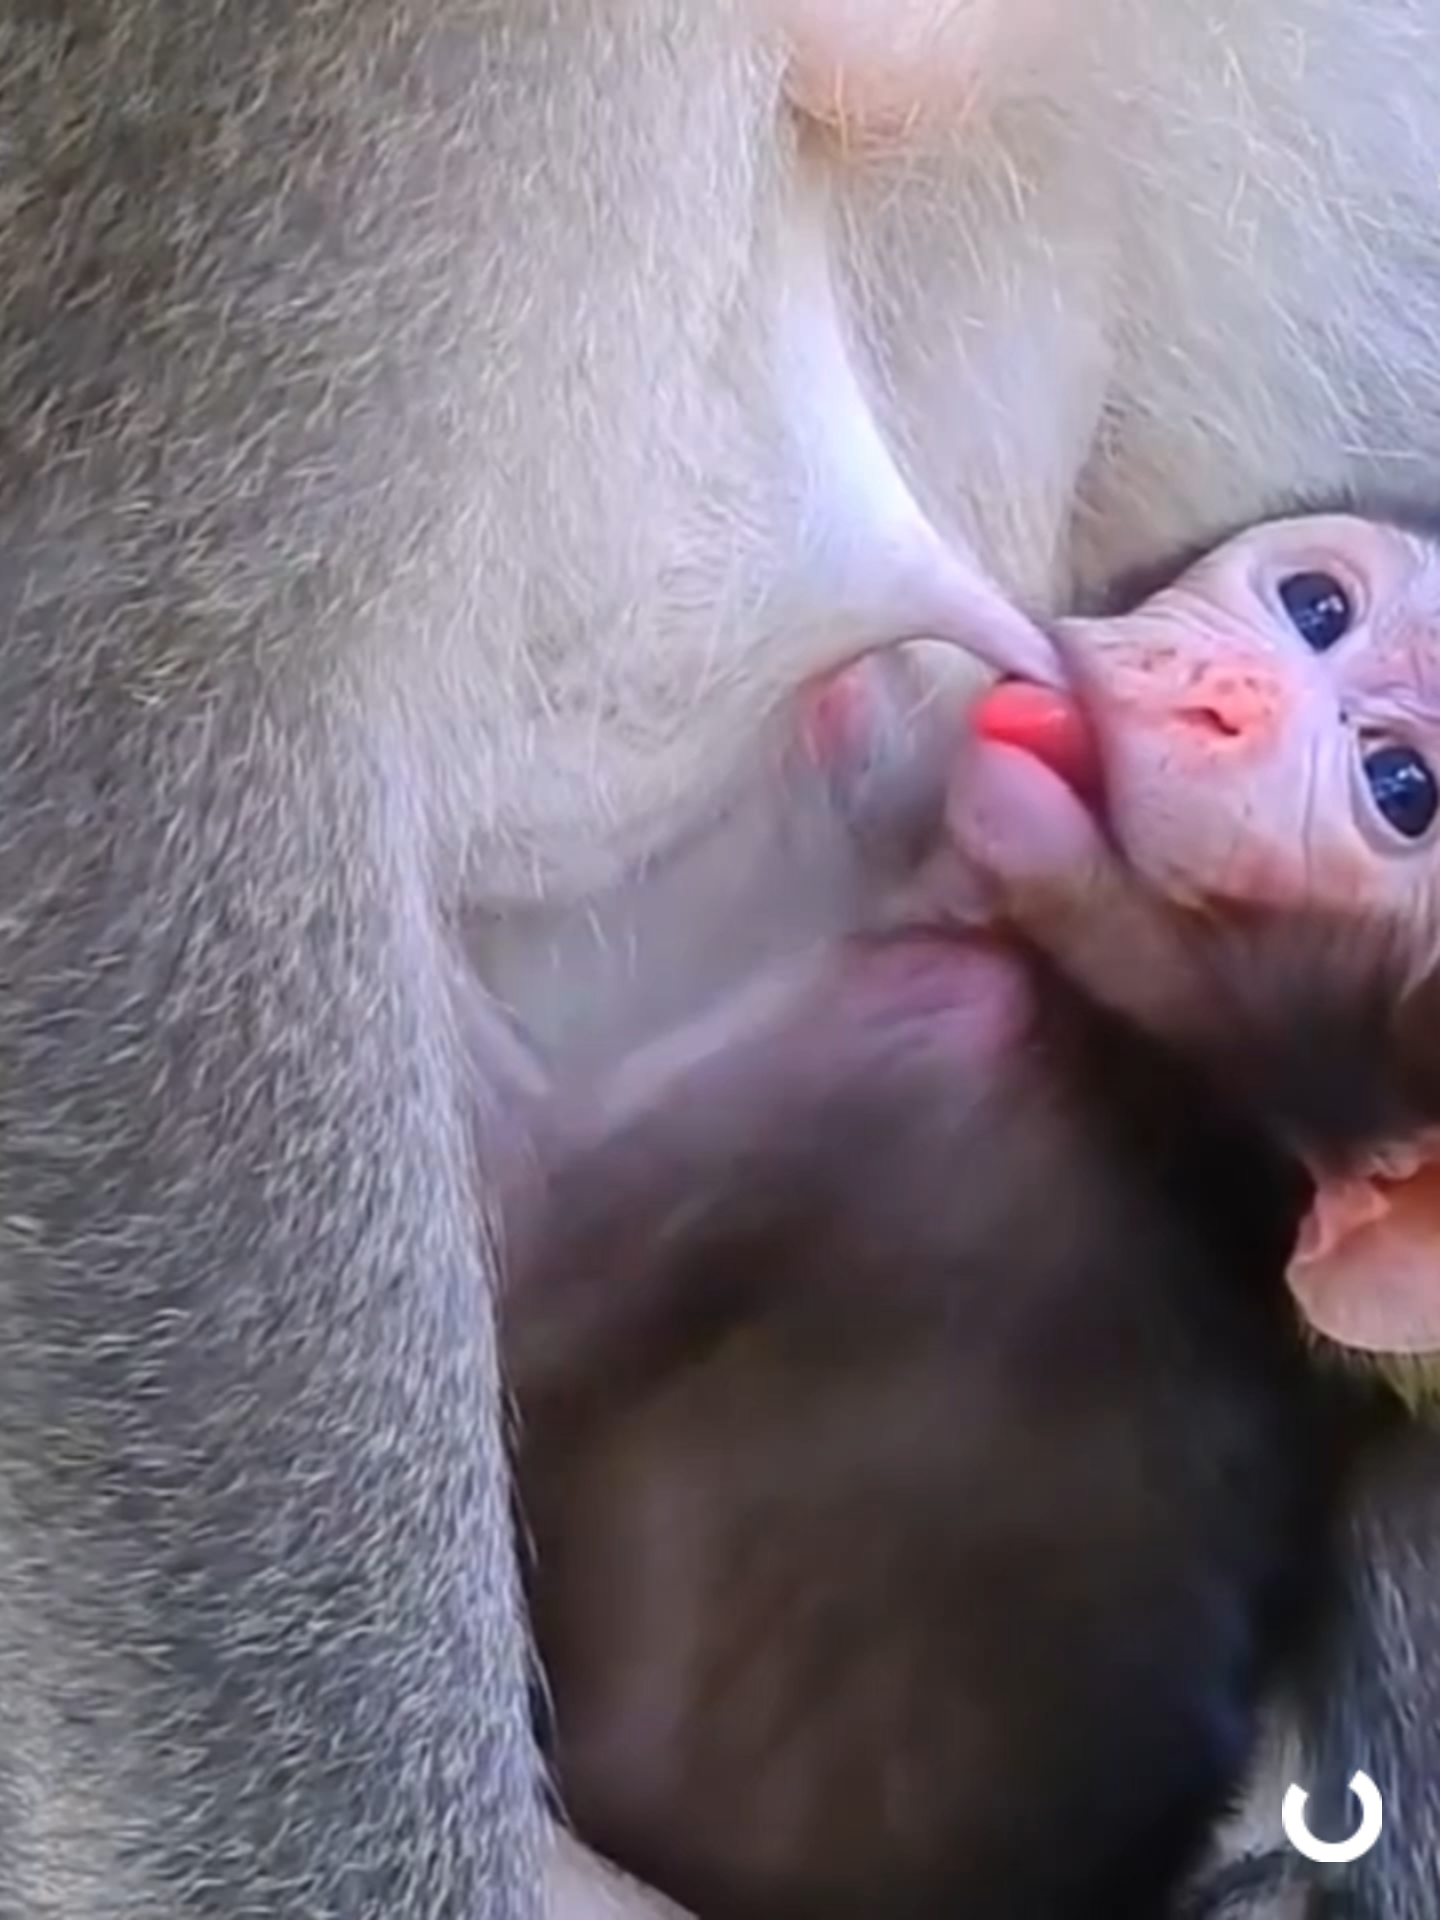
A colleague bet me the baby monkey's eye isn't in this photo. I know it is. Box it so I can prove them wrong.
[1278,571,1352,651]
[1361,741,1439,841]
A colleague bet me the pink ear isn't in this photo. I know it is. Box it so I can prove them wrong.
[1289,1145,1440,1354]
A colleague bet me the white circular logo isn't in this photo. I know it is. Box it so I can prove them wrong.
[1281,1771,1384,1864]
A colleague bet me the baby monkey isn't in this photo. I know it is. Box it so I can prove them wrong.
[508,511,1440,1920]
[956,508,1440,1918]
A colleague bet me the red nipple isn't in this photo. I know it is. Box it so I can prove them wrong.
[969,681,1102,801]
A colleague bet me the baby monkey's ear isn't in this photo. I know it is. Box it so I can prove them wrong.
[1289,1136,1440,1356]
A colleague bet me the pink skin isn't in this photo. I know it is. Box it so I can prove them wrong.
[772,0,1071,135]
[799,672,869,766]
[802,518,1440,1054]
[799,512,1440,1051]
[950,513,1440,937]
[800,518,1440,1007]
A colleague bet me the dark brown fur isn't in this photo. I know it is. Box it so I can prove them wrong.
[508,932,1359,1920]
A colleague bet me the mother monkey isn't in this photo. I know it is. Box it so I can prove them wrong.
[3,2,1439,1917]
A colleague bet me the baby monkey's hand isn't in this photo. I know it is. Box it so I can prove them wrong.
[796,639,1009,929]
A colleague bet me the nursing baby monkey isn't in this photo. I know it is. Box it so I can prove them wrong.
[509,509,1440,1920]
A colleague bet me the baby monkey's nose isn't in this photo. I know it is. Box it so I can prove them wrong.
[1087,632,1289,764]
[1171,661,1282,742]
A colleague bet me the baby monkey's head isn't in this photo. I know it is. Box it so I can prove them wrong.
[952,511,1440,1374]
[1066,514,1440,922]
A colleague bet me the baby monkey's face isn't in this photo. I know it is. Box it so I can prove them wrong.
[1050,514,1440,927]
[951,514,1440,1362]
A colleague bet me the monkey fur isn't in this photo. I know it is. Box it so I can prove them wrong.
[10,1,1440,1913]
